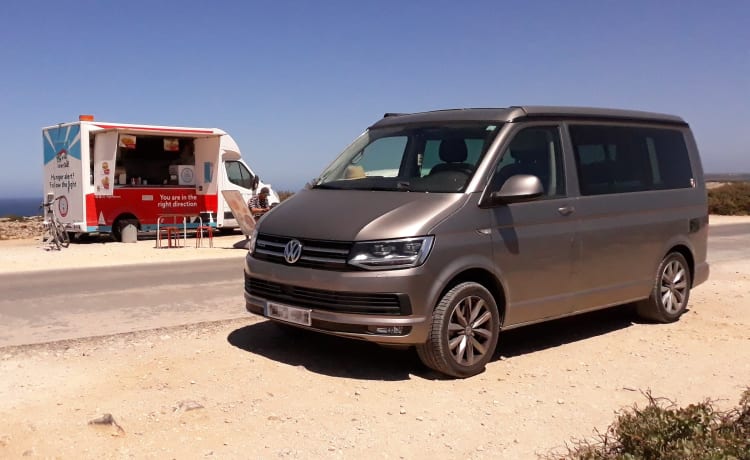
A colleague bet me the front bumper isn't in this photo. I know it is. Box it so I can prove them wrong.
[243,259,433,345]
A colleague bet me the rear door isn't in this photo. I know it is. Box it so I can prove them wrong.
[219,159,257,228]
[42,123,85,228]
[487,124,577,326]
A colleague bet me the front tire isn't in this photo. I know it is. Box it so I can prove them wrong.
[636,252,692,323]
[417,282,500,378]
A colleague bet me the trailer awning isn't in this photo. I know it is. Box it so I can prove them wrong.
[90,123,224,138]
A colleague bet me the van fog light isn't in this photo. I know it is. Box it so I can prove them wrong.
[368,326,407,335]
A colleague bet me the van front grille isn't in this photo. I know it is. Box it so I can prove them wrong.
[252,233,354,271]
[245,276,409,315]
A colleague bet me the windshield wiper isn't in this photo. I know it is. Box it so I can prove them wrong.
[367,181,411,192]
[312,183,342,190]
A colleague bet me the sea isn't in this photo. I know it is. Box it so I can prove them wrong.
[0,197,44,217]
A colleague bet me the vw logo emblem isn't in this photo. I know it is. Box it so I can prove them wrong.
[283,239,303,264]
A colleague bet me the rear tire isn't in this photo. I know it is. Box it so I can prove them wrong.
[416,282,500,378]
[112,219,124,242]
[112,218,139,242]
[636,252,691,323]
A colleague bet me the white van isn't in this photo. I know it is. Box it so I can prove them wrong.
[43,115,278,240]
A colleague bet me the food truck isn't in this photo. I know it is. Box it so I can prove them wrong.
[42,115,278,240]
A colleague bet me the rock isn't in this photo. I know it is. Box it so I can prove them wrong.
[175,400,204,413]
[88,413,116,425]
[88,413,125,435]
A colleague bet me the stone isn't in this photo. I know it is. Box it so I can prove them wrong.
[174,400,204,413]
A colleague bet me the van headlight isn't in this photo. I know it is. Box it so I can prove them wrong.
[248,228,259,254]
[348,236,434,270]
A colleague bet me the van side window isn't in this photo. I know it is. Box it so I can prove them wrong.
[490,126,565,197]
[226,160,255,189]
[570,125,693,195]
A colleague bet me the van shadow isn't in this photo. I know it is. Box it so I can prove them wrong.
[227,322,422,381]
[227,305,637,381]
[494,304,636,359]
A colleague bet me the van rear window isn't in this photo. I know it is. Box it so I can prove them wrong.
[569,125,693,195]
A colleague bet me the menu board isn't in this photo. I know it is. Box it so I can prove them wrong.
[164,138,179,152]
[119,135,136,149]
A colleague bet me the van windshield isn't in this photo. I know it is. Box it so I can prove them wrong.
[314,123,501,192]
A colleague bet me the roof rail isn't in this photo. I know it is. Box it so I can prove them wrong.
[383,113,406,118]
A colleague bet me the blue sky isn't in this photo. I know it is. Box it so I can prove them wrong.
[1,0,748,197]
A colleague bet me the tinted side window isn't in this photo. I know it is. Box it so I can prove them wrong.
[489,126,566,197]
[226,160,254,189]
[570,125,692,195]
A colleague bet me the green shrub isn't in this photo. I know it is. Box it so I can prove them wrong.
[551,388,750,460]
[708,182,750,215]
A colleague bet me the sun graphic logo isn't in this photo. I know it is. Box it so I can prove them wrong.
[56,149,70,168]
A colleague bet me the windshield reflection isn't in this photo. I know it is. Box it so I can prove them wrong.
[314,123,501,193]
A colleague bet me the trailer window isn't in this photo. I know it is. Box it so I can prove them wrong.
[226,161,255,189]
[114,135,194,186]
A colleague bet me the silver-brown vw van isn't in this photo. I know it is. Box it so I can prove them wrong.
[244,106,709,378]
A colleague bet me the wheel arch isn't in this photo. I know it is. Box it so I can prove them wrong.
[113,212,141,229]
[667,244,695,287]
[437,268,507,326]
[112,213,141,241]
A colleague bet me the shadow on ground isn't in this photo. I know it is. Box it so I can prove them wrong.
[227,304,638,381]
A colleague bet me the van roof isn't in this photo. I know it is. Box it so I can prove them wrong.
[370,106,687,128]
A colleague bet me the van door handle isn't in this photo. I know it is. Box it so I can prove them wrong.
[558,205,575,216]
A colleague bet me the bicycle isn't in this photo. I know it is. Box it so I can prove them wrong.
[40,194,70,250]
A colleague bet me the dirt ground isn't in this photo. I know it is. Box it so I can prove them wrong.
[0,219,749,459]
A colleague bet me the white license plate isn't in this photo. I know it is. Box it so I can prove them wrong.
[266,302,312,326]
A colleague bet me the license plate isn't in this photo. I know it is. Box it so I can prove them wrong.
[266,302,312,326]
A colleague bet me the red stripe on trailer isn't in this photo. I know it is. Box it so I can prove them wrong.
[86,193,97,227]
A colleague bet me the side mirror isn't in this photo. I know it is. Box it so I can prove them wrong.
[251,175,260,191]
[490,174,544,204]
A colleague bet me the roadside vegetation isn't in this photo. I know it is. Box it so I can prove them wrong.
[276,190,296,202]
[551,388,750,460]
[708,182,750,215]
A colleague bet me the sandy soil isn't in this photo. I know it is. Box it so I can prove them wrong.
[0,217,748,459]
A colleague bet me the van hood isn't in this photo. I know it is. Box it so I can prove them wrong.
[257,189,466,241]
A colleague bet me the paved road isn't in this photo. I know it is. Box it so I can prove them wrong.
[0,223,747,348]
[0,258,247,348]
[708,222,750,263]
